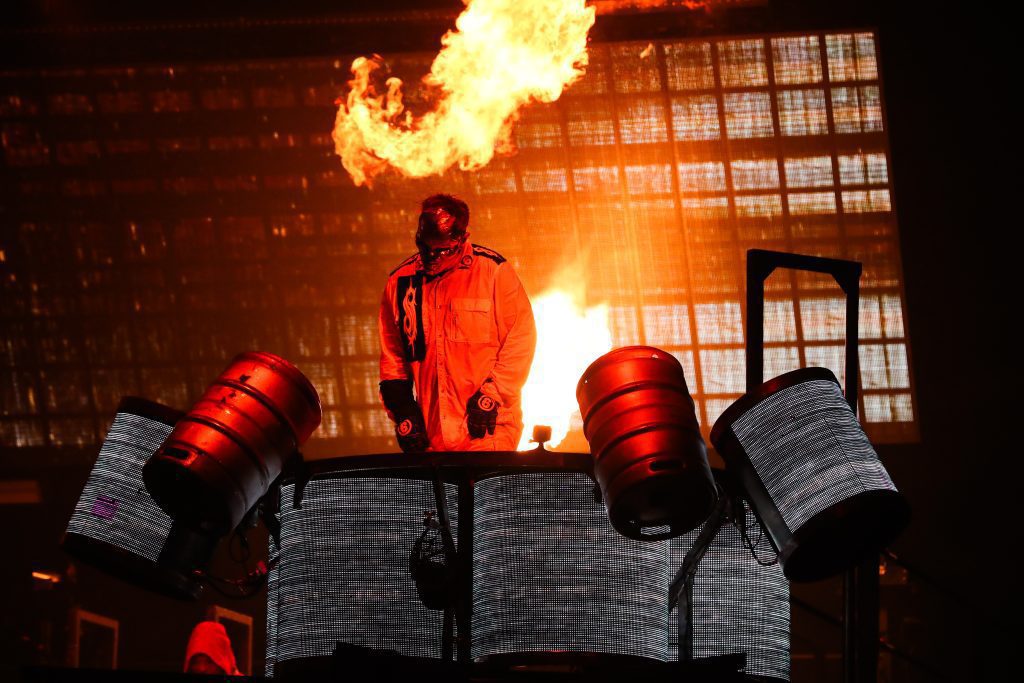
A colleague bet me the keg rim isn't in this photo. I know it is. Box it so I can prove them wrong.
[576,346,685,399]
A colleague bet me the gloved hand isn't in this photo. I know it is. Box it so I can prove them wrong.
[395,409,430,453]
[380,379,430,453]
[466,389,498,439]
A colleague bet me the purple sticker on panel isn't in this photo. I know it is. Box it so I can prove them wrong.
[90,495,118,520]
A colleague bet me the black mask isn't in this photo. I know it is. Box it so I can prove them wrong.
[416,208,465,274]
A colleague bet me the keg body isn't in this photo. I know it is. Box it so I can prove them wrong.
[578,346,716,540]
[144,351,321,535]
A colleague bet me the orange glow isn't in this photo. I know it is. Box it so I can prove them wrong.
[31,571,61,583]
[592,0,714,14]
[332,0,596,186]
[518,269,613,451]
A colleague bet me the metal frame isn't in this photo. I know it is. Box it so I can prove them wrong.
[745,247,878,683]
[209,604,254,675]
[68,607,119,670]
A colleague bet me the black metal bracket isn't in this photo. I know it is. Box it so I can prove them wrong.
[284,450,310,510]
[745,249,877,683]
[669,488,729,661]
[430,469,458,662]
[746,249,861,411]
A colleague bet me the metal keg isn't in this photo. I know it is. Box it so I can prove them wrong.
[144,351,321,535]
[577,346,716,540]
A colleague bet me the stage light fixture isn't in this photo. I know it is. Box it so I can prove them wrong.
[63,397,213,600]
[711,367,910,582]
[143,352,322,536]
[576,346,717,540]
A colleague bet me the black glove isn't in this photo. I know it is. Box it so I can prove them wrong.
[395,410,430,453]
[380,379,430,453]
[466,389,498,439]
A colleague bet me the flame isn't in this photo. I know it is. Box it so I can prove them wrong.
[518,272,613,451]
[332,0,596,186]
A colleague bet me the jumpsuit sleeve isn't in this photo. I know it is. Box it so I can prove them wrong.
[379,278,411,385]
[485,263,537,406]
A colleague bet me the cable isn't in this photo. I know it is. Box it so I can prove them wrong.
[196,557,277,599]
[735,501,779,567]
[227,528,251,564]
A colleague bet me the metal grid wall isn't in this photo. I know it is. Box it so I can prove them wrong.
[0,30,915,453]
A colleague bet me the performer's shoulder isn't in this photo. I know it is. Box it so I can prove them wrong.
[471,244,507,265]
[389,252,421,276]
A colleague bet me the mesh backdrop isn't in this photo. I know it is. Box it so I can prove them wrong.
[0,31,915,453]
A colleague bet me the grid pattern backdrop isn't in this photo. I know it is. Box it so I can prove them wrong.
[0,30,916,455]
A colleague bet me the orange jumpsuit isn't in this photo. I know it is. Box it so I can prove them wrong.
[379,241,536,451]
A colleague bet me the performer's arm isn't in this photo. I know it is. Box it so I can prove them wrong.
[379,281,410,384]
[378,282,429,452]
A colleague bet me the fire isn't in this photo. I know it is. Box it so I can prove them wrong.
[518,274,613,451]
[332,0,596,186]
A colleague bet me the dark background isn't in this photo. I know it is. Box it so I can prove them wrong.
[1,1,1011,680]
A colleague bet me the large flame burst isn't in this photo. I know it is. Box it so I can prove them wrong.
[332,0,596,186]
[517,273,613,451]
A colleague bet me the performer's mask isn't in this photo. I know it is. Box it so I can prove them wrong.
[416,208,466,275]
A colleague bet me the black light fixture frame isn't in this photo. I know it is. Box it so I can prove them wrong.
[745,248,878,683]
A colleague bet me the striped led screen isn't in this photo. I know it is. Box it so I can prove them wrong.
[267,469,793,673]
[65,400,176,563]
[268,476,458,673]
[730,377,898,533]
[669,501,790,681]
[472,472,668,660]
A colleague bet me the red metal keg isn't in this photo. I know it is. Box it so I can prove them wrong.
[143,352,321,535]
[577,346,716,540]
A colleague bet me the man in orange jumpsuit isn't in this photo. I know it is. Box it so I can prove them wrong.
[378,194,536,452]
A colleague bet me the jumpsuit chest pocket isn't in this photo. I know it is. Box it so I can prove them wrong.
[447,298,493,343]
